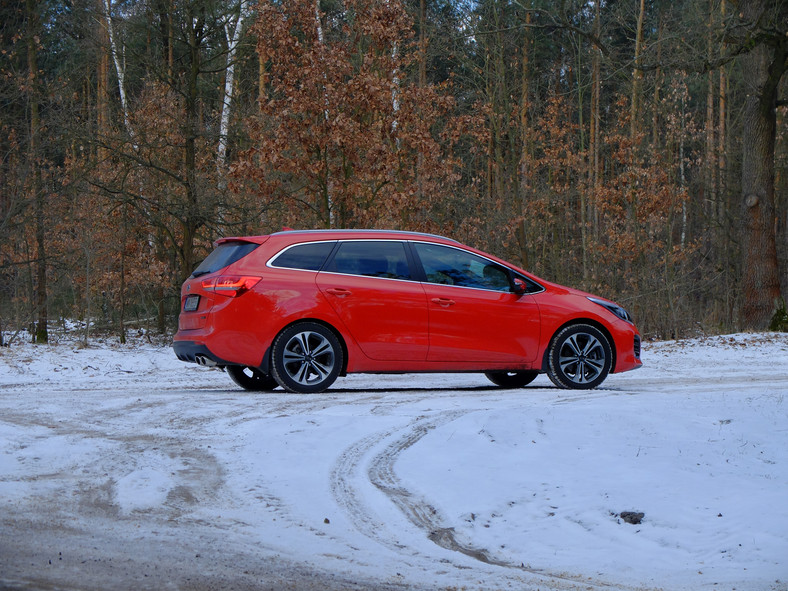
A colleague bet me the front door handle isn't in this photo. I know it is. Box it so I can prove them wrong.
[431,297,455,308]
[326,288,352,298]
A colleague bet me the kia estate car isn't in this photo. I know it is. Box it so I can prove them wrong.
[173,230,641,393]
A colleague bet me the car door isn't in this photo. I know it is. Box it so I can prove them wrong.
[316,240,429,361]
[411,242,540,363]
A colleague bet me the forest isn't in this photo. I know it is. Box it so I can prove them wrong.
[1,0,787,344]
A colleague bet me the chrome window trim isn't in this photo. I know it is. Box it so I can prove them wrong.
[266,237,546,294]
[316,270,418,283]
[268,238,415,282]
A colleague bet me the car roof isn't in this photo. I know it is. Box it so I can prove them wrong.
[212,229,548,287]
[216,229,460,247]
[273,229,460,242]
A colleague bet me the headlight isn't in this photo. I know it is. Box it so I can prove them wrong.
[587,297,633,324]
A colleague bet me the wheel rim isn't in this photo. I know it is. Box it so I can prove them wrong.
[282,330,336,387]
[558,332,607,385]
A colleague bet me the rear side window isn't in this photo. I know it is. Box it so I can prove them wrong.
[270,242,335,271]
[326,241,411,280]
[192,242,259,277]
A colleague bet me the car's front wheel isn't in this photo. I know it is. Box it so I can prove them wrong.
[271,322,343,393]
[485,371,539,388]
[547,324,612,389]
[226,365,278,391]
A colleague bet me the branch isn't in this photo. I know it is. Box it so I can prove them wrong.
[513,3,610,57]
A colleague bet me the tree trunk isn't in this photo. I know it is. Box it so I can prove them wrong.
[27,0,47,344]
[178,5,203,284]
[97,0,110,161]
[418,0,426,89]
[652,7,663,150]
[103,0,131,137]
[739,0,786,328]
[517,8,532,269]
[630,0,646,139]
[718,0,727,203]
[217,1,247,179]
[590,1,601,247]
[314,0,332,227]
[705,0,717,220]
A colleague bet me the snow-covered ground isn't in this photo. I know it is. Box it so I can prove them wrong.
[1,331,786,591]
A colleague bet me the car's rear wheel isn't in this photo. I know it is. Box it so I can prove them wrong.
[547,324,612,389]
[271,322,343,393]
[485,371,539,388]
[226,365,278,391]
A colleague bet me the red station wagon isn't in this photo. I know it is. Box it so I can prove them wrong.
[173,230,642,393]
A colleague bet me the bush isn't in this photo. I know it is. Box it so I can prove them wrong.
[769,300,788,332]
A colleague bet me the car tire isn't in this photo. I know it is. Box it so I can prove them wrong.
[547,324,612,390]
[226,365,279,391]
[485,371,539,388]
[271,322,343,393]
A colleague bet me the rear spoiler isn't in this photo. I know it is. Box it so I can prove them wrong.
[214,235,270,247]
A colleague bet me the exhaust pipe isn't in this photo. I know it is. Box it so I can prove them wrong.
[195,354,218,368]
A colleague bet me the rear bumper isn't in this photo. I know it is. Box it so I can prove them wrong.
[172,341,231,366]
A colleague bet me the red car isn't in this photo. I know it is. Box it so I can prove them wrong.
[174,230,641,393]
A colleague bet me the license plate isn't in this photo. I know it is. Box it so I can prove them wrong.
[184,295,200,312]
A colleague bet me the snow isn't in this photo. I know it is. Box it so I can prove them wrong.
[1,331,787,590]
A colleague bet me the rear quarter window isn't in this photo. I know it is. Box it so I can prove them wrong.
[192,242,260,277]
[269,242,336,271]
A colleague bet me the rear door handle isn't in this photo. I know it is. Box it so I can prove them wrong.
[431,297,455,307]
[326,288,352,298]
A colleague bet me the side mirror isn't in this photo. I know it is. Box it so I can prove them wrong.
[512,277,527,295]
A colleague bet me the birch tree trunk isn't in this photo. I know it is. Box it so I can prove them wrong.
[217,0,248,180]
[102,0,132,137]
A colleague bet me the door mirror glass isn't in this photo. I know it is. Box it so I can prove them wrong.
[512,277,527,295]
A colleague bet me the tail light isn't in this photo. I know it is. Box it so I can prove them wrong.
[201,276,261,297]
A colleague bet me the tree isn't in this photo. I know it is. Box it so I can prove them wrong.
[237,0,474,232]
[27,0,48,342]
[736,0,787,328]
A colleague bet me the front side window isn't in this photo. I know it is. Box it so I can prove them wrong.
[270,241,335,271]
[326,241,411,280]
[414,243,512,292]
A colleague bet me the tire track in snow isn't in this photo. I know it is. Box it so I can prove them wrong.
[330,427,413,553]
[332,410,526,564]
[365,410,509,565]
[333,409,639,591]
[330,410,483,556]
